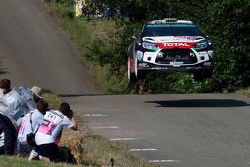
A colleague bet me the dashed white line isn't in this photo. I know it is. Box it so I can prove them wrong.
[90,126,119,129]
[149,160,180,163]
[84,114,108,117]
[110,138,137,141]
[130,148,158,152]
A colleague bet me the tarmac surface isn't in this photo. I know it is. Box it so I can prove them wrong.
[1,1,250,167]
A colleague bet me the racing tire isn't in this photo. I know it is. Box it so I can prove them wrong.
[128,56,138,83]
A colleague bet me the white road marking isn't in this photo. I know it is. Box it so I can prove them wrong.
[84,114,108,117]
[110,138,137,141]
[130,148,158,151]
[149,160,180,163]
[90,126,119,129]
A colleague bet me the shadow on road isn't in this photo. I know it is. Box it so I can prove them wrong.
[145,99,249,107]
[0,68,8,75]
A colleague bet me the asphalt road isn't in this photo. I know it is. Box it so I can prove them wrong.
[0,0,98,95]
[65,94,250,167]
[1,1,250,167]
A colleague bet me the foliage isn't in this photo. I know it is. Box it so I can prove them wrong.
[86,0,250,93]
[44,0,250,93]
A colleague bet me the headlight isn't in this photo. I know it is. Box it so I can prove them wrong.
[193,41,207,50]
[142,42,159,50]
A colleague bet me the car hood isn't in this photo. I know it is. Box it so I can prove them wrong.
[142,36,205,43]
[142,36,205,49]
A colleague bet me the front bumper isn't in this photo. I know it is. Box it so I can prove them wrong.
[138,61,213,71]
[137,48,213,71]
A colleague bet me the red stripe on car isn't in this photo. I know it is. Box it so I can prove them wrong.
[157,42,197,49]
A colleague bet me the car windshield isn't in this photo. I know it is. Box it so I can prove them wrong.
[142,26,204,37]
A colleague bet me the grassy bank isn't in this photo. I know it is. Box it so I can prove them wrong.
[237,88,250,98]
[42,1,128,93]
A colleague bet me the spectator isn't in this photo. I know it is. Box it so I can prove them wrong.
[0,79,11,98]
[18,99,48,158]
[0,78,11,154]
[31,86,43,103]
[0,86,37,155]
[33,102,78,162]
[25,86,43,112]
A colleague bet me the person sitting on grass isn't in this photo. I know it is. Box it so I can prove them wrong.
[31,102,78,162]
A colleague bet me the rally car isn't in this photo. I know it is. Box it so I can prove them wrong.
[127,18,214,82]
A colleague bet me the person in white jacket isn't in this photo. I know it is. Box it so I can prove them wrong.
[0,86,42,155]
[18,99,48,157]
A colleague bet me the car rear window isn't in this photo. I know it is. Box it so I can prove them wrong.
[142,26,204,37]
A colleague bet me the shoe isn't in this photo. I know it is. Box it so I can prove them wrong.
[28,150,39,161]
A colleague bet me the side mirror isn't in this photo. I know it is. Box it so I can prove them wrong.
[132,36,137,40]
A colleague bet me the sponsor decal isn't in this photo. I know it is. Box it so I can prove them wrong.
[198,51,207,55]
[158,42,196,49]
[138,63,149,67]
[170,61,183,67]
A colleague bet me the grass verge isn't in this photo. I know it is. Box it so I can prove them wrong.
[41,91,158,166]
[237,87,250,98]
[0,155,79,167]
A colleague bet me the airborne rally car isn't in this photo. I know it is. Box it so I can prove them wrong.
[127,18,214,82]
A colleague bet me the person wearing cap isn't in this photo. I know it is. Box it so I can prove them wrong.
[25,86,43,112]
[31,86,43,103]
[32,102,78,162]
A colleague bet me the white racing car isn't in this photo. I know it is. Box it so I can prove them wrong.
[127,18,214,82]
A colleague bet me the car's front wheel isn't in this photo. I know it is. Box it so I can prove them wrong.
[128,56,138,83]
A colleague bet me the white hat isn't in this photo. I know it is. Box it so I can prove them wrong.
[31,86,43,99]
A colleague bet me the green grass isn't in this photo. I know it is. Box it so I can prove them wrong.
[237,87,250,98]
[0,156,79,167]
[42,90,63,109]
